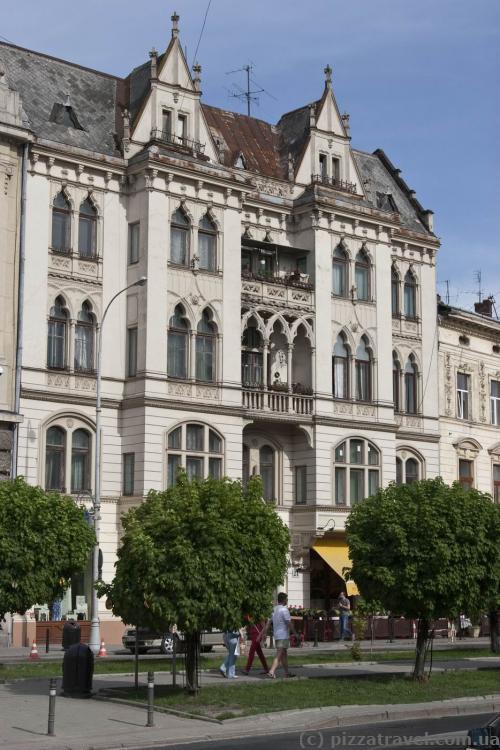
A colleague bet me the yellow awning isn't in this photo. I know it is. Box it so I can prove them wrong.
[312,539,359,596]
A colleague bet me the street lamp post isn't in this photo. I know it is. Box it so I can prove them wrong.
[88,276,147,654]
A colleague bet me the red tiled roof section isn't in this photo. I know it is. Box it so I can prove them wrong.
[202,104,286,180]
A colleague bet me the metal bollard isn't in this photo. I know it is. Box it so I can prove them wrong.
[47,678,56,736]
[313,621,318,648]
[45,628,50,654]
[172,637,177,689]
[146,671,155,727]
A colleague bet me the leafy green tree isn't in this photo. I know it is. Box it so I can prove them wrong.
[346,478,500,679]
[0,477,95,619]
[98,473,290,692]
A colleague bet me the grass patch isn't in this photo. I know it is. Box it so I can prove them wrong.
[113,670,500,719]
[0,657,181,681]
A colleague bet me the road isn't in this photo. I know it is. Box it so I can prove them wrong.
[146,713,496,750]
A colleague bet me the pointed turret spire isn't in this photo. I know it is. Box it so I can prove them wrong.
[171,11,180,38]
[324,64,333,89]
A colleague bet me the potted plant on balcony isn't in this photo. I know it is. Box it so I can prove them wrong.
[292,382,313,396]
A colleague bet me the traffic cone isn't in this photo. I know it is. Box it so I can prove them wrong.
[97,639,107,657]
[29,640,40,660]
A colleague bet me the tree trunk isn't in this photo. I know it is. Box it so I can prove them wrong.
[413,617,430,681]
[184,631,200,695]
[489,611,500,654]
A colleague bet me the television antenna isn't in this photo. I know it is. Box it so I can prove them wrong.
[225,63,275,116]
[474,270,482,303]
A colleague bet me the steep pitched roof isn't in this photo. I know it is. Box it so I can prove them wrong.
[203,104,284,179]
[0,41,124,157]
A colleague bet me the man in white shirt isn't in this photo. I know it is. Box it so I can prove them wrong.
[261,591,296,678]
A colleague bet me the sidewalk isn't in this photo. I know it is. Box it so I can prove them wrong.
[0,657,499,750]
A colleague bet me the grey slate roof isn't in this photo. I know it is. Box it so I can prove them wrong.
[0,42,123,157]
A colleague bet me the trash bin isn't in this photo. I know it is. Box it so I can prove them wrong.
[62,619,81,650]
[61,643,94,697]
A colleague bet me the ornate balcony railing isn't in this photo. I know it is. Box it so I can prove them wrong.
[150,128,205,155]
[311,173,357,195]
[241,274,314,310]
[243,387,313,416]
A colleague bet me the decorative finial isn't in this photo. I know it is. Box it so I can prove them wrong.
[192,62,202,92]
[324,64,332,86]
[171,11,180,38]
[341,112,350,137]
[149,47,158,79]
[309,103,316,129]
[64,92,71,107]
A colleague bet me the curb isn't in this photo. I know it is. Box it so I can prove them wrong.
[95,690,223,725]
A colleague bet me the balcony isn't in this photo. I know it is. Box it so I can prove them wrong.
[150,128,205,157]
[241,272,314,311]
[311,173,358,195]
[243,386,313,416]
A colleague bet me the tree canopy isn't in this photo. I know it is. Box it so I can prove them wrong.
[100,474,290,635]
[346,478,500,677]
[0,477,95,619]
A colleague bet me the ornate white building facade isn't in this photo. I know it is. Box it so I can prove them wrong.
[1,14,445,643]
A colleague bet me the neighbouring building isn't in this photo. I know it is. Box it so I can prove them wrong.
[438,298,500,499]
[0,13,443,644]
[0,70,30,482]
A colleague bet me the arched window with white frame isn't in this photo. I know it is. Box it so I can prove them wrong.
[78,197,97,258]
[166,422,223,486]
[391,266,400,316]
[334,438,380,506]
[170,208,190,266]
[74,301,96,372]
[196,308,217,382]
[333,333,350,399]
[198,214,217,272]
[396,451,423,484]
[47,296,68,370]
[355,249,370,301]
[404,355,418,414]
[44,418,94,494]
[51,191,71,253]
[393,352,401,412]
[167,304,189,379]
[332,245,348,298]
[45,426,66,491]
[71,428,91,493]
[404,270,417,319]
[355,336,372,402]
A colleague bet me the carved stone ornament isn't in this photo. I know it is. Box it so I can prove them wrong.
[478,361,487,423]
[444,352,452,416]
[254,178,292,197]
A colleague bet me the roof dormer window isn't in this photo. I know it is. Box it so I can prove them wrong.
[49,95,84,130]
[376,191,398,212]
[235,152,246,169]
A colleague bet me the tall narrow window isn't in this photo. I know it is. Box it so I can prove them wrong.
[176,114,187,143]
[242,324,263,386]
[393,354,401,412]
[198,215,217,272]
[168,305,189,379]
[170,208,189,266]
[196,309,216,382]
[459,459,473,489]
[404,356,418,414]
[260,445,275,502]
[161,109,172,138]
[355,249,370,301]
[78,197,97,258]
[491,380,500,425]
[334,438,379,506]
[166,423,224,486]
[493,465,500,504]
[126,327,138,377]
[391,267,399,316]
[295,465,307,504]
[332,246,348,297]
[332,157,340,181]
[45,426,66,491]
[396,457,403,485]
[74,302,95,372]
[405,458,419,484]
[355,337,371,402]
[47,296,68,369]
[123,453,135,496]
[319,153,327,180]
[457,373,470,420]
[404,270,417,318]
[51,191,71,253]
[128,222,140,265]
[333,334,349,399]
[71,429,91,493]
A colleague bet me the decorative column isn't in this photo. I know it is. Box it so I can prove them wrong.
[262,341,269,389]
[287,344,294,393]
[189,331,196,382]
[311,346,316,395]
[68,320,76,373]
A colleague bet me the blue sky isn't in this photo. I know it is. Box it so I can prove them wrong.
[3,0,499,311]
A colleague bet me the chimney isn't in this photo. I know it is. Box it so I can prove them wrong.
[421,209,434,232]
[171,11,180,38]
[474,298,493,317]
[149,48,158,79]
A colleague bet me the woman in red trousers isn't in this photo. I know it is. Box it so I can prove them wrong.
[242,616,269,675]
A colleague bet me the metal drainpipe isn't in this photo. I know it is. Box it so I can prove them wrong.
[11,141,29,478]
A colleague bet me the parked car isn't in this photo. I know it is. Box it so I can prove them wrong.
[122,627,225,654]
[468,714,500,749]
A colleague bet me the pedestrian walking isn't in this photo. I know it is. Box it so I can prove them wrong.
[261,592,296,678]
[338,591,352,640]
[219,627,244,679]
[242,616,269,675]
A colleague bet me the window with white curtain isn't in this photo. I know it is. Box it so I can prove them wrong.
[47,296,68,369]
[74,301,95,372]
[198,214,217,272]
[168,305,189,379]
[196,309,217,382]
[404,270,417,318]
[78,197,97,258]
[333,333,349,399]
[71,429,91,493]
[51,191,71,253]
[404,356,418,414]
[170,208,190,266]
[355,250,370,301]
[355,337,372,402]
[332,246,348,297]
[166,423,223,486]
[457,373,470,420]
[490,380,500,425]
[45,424,93,494]
[45,426,66,491]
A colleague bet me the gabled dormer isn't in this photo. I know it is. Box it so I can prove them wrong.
[280,66,365,196]
[128,12,218,162]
